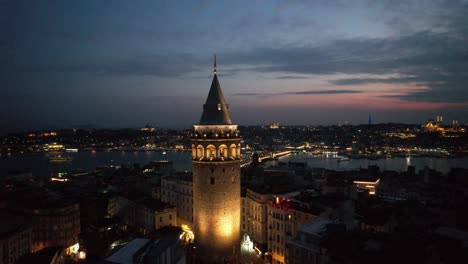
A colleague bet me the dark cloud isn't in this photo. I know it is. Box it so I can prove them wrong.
[6,20,468,103]
[5,54,203,78]
[5,1,467,104]
[275,76,310,79]
[233,89,362,96]
[285,89,362,95]
[233,1,468,103]
[329,77,419,86]
[233,93,263,96]
[2,0,468,133]
[223,26,468,103]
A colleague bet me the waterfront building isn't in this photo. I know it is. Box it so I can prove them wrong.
[191,57,242,262]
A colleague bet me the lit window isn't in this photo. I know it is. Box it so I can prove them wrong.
[217,104,222,111]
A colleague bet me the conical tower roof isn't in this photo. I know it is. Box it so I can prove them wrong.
[199,55,233,125]
[199,73,233,125]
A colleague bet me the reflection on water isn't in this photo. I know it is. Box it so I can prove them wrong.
[269,153,468,174]
[0,151,192,178]
[0,151,467,177]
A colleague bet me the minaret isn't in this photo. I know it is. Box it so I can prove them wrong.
[191,56,241,263]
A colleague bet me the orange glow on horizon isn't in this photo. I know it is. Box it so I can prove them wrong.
[232,83,468,110]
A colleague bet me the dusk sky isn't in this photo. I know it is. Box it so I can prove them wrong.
[1,0,468,133]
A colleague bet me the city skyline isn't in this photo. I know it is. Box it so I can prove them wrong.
[2,0,468,133]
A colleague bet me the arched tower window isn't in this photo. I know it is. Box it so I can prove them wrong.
[229,144,237,158]
[206,145,216,160]
[237,143,241,157]
[197,145,205,159]
[191,144,196,158]
[219,144,228,159]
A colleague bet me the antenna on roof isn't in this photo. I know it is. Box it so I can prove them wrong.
[214,54,217,74]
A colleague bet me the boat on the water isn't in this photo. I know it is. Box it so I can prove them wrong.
[337,157,350,162]
[65,148,78,152]
[48,155,73,162]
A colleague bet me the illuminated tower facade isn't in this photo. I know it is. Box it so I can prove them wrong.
[191,56,241,263]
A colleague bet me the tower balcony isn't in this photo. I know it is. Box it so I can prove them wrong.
[192,125,239,138]
[191,130,240,140]
[192,155,242,162]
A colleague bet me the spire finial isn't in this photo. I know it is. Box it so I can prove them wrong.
[214,54,217,74]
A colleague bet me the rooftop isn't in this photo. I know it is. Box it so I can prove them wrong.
[105,238,150,264]
[271,196,324,215]
[106,228,184,264]
[300,219,334,236]
[143,227,184,258]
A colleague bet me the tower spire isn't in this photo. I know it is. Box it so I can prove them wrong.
[199,56,232,125]
[214,54,217,74]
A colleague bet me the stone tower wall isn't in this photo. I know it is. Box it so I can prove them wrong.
[192,135,241,263]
